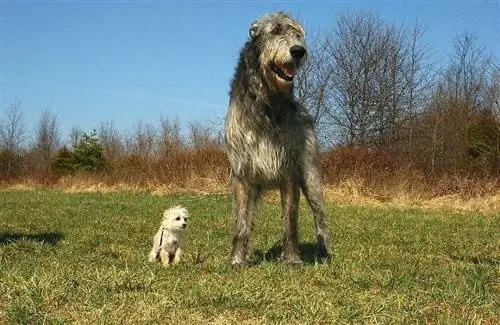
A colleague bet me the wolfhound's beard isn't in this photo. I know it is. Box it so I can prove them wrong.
[257,36,307,93]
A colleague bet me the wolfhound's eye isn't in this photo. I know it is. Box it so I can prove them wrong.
[175,217,181,221]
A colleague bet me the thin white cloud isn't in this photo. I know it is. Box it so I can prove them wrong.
[9,77,227,110]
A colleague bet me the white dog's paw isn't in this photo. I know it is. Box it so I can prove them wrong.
[148,249,159,263]
[172,249,182,265]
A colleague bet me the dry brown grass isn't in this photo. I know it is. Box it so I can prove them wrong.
[2,145,499,213]
[3,175,499,214]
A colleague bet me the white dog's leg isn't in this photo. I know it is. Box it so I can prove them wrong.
[148,246,160,262]
[159,249,171,267]
[148,230,162,262]
[173,248,182,265]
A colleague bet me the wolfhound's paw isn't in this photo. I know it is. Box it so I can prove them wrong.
[228,258,249,270]
[316,250,333,263]
[280,252,303,266]
[316,236,332,262]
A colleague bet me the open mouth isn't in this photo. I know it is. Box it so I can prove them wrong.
[271,62,296,82]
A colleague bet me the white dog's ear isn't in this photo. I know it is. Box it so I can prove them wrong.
[175,206,189,217]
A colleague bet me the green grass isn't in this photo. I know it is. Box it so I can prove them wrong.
[0,189,499,324]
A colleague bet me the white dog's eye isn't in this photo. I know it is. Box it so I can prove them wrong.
[175,217,181,221]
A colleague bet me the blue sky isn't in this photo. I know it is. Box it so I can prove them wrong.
[1,0,499,143]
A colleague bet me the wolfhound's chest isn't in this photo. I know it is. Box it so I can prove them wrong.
[230,129,298,182]
[251,134,288,173]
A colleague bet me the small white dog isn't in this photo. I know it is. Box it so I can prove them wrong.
[148,206,189,267]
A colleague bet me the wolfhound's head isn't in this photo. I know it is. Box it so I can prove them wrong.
[249,12,307,93]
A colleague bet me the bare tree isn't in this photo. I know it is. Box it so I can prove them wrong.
[416,85,449,174]
[69,127,83,149]
[402,22,435,156]
[296,34,338,149]
[447,33,492,165]
[328,11,387,146]
[327,12,434,148]
[0,102,27,152]
[488,65,500,170]
[415,32,497,173]
[296,11,434,151]
[158,115,183,156]
[188,120,220,149]
[98,120,124,162]
[296,34,332,125]
[34,108,61,173]
[0,102,27,178]
[487,63,500,128]
[445,33,490,113]
[126,119,157,158]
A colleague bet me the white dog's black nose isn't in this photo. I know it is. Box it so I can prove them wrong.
[182,223,187,228]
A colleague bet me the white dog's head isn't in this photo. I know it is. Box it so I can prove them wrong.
[161,205,189,231]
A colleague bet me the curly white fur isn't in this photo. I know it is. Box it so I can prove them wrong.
[148,206,189,267]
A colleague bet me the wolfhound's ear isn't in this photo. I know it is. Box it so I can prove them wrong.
[249,22,259,38]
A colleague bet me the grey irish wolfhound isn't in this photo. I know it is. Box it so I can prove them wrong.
[224,12,332,268]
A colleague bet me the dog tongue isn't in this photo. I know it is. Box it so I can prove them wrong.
[283,66,296,78]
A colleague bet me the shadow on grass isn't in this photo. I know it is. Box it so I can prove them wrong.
[0,232,64,246]
[252,241,331,265]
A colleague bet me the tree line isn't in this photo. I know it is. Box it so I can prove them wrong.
[296,11,499,175]
[1,10,499,186]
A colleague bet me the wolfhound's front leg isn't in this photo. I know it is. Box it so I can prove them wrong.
[300,123,332,260]
[301,171,331,260]
[229,177,261,268]
[300,160,332,260]
[280,176,302,264]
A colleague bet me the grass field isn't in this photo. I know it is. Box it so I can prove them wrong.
[0,189,499,324]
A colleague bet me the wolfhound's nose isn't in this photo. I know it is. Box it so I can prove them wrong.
[290,45,306,59]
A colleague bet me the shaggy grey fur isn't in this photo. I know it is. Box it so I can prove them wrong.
[224,12,331,268]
